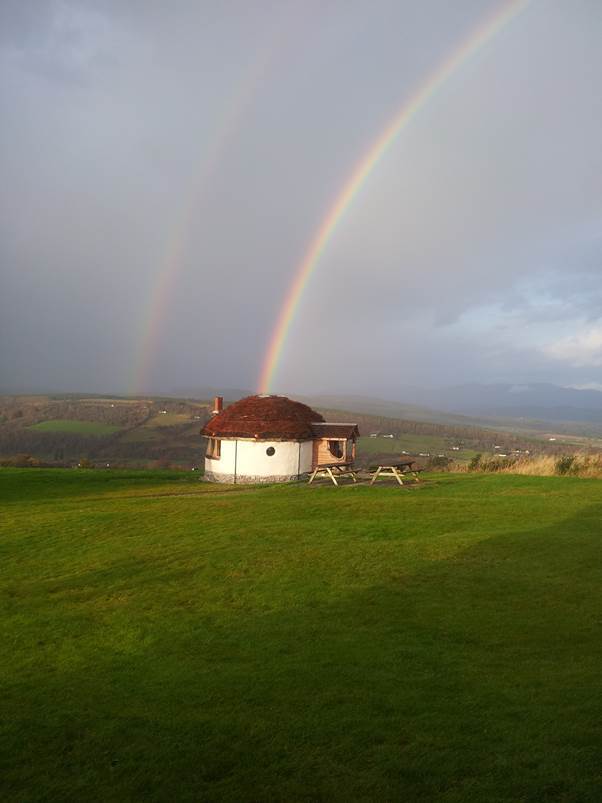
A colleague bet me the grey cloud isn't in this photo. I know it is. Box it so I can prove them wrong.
[1,0,602,396]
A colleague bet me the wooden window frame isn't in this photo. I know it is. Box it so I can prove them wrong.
[328,439,344,459]
[206,437,221,460]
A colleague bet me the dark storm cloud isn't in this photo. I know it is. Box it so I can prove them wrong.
[1,1,601,396]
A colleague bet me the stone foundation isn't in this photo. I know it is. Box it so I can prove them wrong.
[203,471,307,484]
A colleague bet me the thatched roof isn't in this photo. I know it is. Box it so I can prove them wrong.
[201,395,325,440]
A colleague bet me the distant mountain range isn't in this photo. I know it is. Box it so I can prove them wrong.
[5,381,602,428]
[401,383,602,424]
[168,387,252,402]
[301,394,477,426]
[306,384,602,427]
[139,382,602,427]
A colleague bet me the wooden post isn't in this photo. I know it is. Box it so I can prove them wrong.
[326,467,338,486]
[392,466,405,486]
[370,466,383,485]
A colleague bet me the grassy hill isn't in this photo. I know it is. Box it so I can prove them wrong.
[2,394,598,468]
[0,396,211,467]
[2,469,601,800]
[28,419,121,436]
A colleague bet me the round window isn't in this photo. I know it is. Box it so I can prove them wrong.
[266,446,275,456]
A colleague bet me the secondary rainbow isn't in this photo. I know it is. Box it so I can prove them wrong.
[129,5,305,397]
[258,0,529,394]
[128,54,270,397]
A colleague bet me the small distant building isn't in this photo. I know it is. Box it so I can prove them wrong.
[201,395,359,484]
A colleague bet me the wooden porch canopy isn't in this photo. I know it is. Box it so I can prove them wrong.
[309,423,359,439]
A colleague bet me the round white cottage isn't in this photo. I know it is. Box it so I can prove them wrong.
[201,394,358,484]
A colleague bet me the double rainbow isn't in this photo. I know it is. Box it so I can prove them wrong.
[257,0,529,394]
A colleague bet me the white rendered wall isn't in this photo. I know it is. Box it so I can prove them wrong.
[299,440,313,473]
[204,439,313,483]
[204,439,237,479]
[236,440,302,478]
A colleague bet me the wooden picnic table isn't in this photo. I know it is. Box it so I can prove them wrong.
[308,461,359,487]
[369,460,423,486]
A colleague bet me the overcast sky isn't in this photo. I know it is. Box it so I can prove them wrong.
[1,0,601,398]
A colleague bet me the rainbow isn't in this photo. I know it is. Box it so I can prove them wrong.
[258,0,529,394]
[129,5,304,397]
[129,57,270,397]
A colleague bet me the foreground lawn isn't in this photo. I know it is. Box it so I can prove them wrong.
[1,469,601,801]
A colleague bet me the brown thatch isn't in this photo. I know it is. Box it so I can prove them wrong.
[201,395,324,440]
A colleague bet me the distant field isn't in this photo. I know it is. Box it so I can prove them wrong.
[143,413,193,427]
[79,398,145,405]
[119,427,163,443]
[2,468,602,800]
[27,419,121,436]
[357,434,480,461]
[539,432,602,450]
[119,414,200,444]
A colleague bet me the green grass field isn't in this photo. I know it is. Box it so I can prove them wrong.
[28,419,121,436]
[357,434,480,462]
[144,413,193,427]
[119,427,164,443]
[2,469,602,800]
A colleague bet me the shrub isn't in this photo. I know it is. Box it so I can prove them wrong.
[0,454,40,468]
[468,454,482,471]
[496,453,602,479]
[153,457,172,470]
[479,457,516,472]
[428,455,451,470]
[555,455,576,475]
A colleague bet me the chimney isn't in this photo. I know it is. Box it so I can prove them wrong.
[212,396,223,416]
